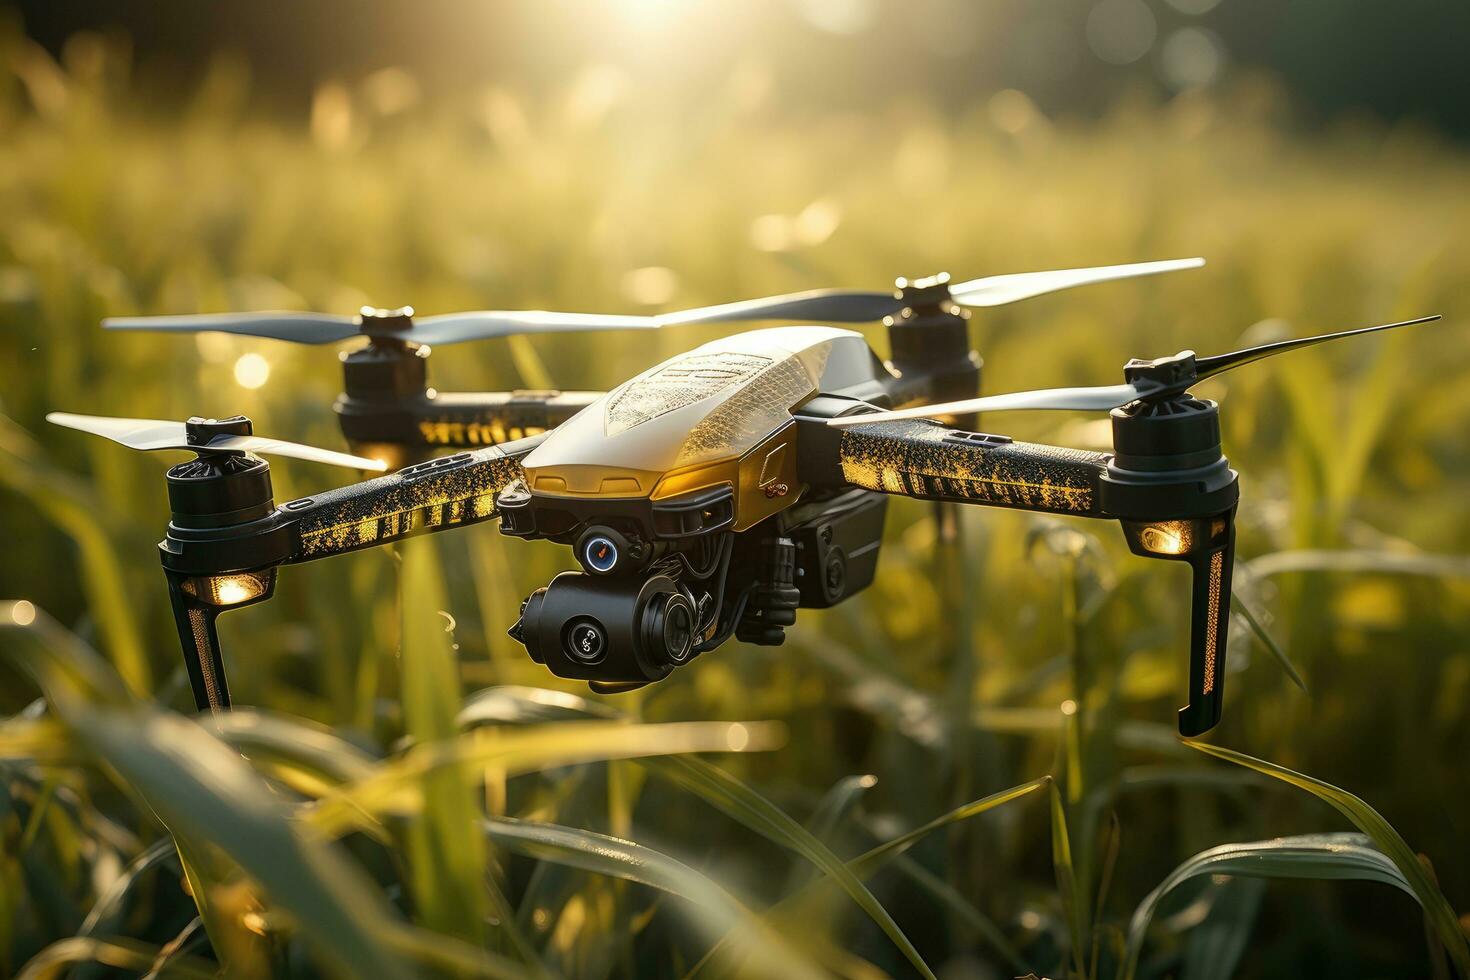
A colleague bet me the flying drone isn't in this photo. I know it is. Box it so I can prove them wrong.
[51,255,1437,738]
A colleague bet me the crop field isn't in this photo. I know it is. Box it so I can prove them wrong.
[1,33,1469,980]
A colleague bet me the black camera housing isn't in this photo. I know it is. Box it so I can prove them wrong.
[511,571,696,684]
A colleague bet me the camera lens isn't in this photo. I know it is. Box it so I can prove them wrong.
[563,618,607,663]
[644,592,695,665]
[577,527,636,575]
[583,535,619,573]
[663,598,693,662]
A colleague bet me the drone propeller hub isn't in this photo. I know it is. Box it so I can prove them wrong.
[891,271,960,315]
[1122,350,1198,394]
[185,415,254,446]
[357,306,416,334]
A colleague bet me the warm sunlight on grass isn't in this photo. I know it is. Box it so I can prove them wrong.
[1,27,1468,980]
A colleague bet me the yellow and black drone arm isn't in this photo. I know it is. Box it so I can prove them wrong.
[798,411,1238,737]
[159,433,546,712]
[802,313,1441,735]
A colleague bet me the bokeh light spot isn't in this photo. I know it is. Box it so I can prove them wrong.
[310,82,353,149]
[988,89,1042,135]
[362,67,420,116]
[1166,0,1223,13]
[795,198,842,246]
[233,353,271,389]
[1087,0,1157,66]
[795,0,878,35]
[10,600,36,626]
[726,723,751,751]
[621,266,679,306]
[749,214,794,252]
[1160,28,1226,90]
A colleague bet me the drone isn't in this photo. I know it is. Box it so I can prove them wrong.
[50,255,1438,738]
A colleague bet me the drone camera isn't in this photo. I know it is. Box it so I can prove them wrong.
[511,572,700,686]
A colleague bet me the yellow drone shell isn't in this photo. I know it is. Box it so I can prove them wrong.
[519,326,881,530]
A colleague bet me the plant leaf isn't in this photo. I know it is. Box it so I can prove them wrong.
[1186,742,1470,977]
[647,754,939,980]
[1230,593,1307,693]
[1122,832,1420,979]
[398,536,496,948]
[482,815,825,980]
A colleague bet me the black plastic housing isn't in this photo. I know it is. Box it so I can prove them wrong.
[786,490,888,608]
[512,572,694,685]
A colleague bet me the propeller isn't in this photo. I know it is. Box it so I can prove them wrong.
[828,314,1442,427]
[101,258,1204,347]
[103,306,661,348]
[46,413,387,471]
[653,257,1205,327]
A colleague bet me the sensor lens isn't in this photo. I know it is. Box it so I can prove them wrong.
[583,534,620,574]
[564,618,607,663]
[662,598,694,663]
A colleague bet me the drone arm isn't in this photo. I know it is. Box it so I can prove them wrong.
[822,418,1110,517]
[281,436,541,564]
[158,435,543,713]
[336,389,600,461]
[808,414,1241,736]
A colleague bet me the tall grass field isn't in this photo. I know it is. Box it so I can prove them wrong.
[1,32,1469,979]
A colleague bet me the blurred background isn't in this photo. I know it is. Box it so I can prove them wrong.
[1,1,1468,978]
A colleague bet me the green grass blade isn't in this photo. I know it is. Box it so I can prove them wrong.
[782,773,876,893]
[1,602,135,708]
[647,754,939,980]
[1122,833,1421,979]
[1186,742,1470,977]
[690,776,1048,979]
[889,854,1030,975]
[458,686,621,727]
[75,838,176,941]
[0,716,78,766]
[481,815,826,980]
[0,418,151,696]
[848,776,1050,880]
[16,936,216,980]
[1050,780,1089,979]
[309,720,782,836]
[398,536,496,948]
[210,709,379,788]
[72,709,420,980]
[1230,593,1308,693]
[1179,877,1266,980]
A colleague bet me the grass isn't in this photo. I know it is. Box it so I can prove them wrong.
[1,28,1469,979]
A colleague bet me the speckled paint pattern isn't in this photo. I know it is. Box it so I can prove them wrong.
[291,446,527,560]
[837,418,1108,515]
